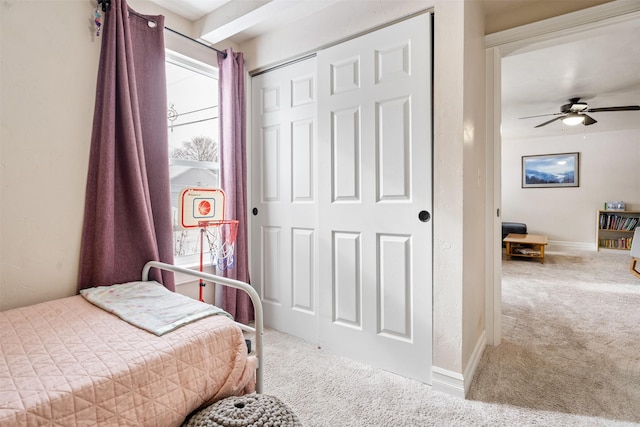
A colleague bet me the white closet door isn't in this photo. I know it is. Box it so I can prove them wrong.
[250,58,319,342]
[316,13,433,383]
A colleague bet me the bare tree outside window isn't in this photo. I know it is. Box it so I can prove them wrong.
[171,135,218,162]
[169,135,220,260]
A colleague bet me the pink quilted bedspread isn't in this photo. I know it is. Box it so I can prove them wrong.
[0,295,256,426]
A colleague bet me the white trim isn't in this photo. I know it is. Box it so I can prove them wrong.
[486,0,640,53]
[485,47,502,347]
[549,242,636,254]
[432,330,486,398]
[547,240,595,252]
[463,330,487,396]
[166,49,218,78]
[432,367,465,398]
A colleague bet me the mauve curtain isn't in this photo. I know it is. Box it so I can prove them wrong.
[78,0,174,291]
[217,48,253,324]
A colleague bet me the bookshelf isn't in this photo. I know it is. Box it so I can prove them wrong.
[597,210,640,251]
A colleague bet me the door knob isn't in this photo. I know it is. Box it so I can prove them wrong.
[418,210,430,223]
[252,208,258,216]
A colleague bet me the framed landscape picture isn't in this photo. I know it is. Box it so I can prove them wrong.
[522,152,579,188]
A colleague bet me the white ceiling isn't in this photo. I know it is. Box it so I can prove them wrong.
[151,0,640,141]
[149,0,231,22]
[501,16,640,140]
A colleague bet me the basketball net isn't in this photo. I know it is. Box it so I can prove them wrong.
[200,220,239,271]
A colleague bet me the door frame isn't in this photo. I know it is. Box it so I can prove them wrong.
[484,1,640,345]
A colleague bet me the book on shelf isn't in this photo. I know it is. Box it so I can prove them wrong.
[598,212,639,231]
[599,236,633,249]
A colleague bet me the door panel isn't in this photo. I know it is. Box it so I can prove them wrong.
[291,120,314,201]
[378,233,411,340]
[251,58,319,342]
[261,226,281,303]
[317,13,432,383]
[261,125,280,201]
[332,231,362,327]
[378,96,411,200]
[291,227,314,312]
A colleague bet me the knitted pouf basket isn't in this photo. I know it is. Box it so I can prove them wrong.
[183,394,302,427]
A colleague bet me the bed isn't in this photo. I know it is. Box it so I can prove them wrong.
[0,261,263,426]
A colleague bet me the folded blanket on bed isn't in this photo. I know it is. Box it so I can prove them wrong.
[80,281,231,336]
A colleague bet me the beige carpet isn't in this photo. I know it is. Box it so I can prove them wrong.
[253,248,640,426]
[468,249,640,423]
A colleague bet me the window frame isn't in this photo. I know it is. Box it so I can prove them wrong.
[166,49,220,267]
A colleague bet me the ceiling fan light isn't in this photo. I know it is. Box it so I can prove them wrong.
[562,113,585,126]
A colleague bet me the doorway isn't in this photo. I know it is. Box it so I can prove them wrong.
[486,3,640,345]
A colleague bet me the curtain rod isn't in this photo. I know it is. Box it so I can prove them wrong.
[97,0,227,58]
[164,27,227,58]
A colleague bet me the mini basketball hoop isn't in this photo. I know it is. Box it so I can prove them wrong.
[179,188,239,302]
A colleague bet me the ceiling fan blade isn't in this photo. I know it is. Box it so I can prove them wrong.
[587,105,640,113]
[534,116,563,128]
[519,112,563,120]
[582,114,597,126]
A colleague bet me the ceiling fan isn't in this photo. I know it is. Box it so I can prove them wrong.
[520,97,640,128]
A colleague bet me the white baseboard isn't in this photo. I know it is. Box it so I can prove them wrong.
[432,366,465,398]
[432,330,487,398]
[547,240,595,252]
[464,330,486,395]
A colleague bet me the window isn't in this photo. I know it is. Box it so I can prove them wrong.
[166,51,219,264]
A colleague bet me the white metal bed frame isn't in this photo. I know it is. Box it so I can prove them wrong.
[142,261,264,393]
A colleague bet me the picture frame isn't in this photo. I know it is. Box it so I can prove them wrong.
[522,152,579,188]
